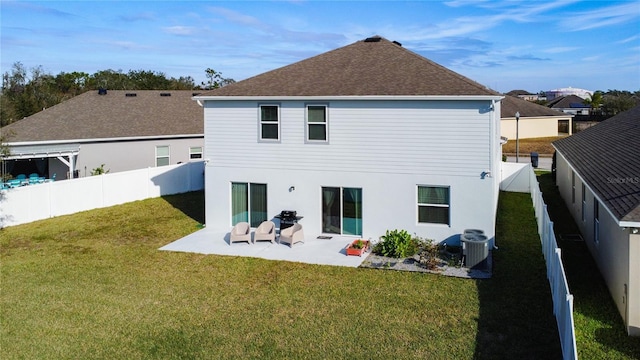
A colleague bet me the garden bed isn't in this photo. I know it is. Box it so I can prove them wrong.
[360,246,492,279]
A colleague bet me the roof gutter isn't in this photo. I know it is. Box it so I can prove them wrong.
[193,95,504,101]
[6,134,204,146]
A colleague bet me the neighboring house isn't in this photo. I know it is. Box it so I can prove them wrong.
[545,87,592,101]
[547,94,591,115]
[553,105,640,336]
[501,95,573,140]
[505,89,542,102]
[1,90,204,180]
[194,36,504,247]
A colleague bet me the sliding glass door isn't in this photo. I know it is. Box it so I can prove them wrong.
[231,182,267,227]
[322,187,362,236]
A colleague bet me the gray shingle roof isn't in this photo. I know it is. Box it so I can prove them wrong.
[199,36,500,97]
[1,90,203,142]
[553,105,640,223]
[548,94,589,109]
[501,95,569,118]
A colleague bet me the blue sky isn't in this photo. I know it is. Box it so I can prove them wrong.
[1,0,639,93]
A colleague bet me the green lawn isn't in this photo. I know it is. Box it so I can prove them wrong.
[1,190,561,359]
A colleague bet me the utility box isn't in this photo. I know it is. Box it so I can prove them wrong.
[530,152,539,168]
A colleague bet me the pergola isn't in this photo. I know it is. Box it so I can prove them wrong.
[1,142,79,180]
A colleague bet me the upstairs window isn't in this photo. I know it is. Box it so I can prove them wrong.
[306,105,328,142]
[260,105,279,141]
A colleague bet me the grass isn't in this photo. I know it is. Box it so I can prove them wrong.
[502,136,566,155]
[537,173,640,359]
[2,190,561,359]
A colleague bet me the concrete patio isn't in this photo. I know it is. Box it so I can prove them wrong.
[159,227,370,267]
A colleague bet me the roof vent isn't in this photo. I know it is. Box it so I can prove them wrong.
[364,36,382,42]
[125,93,137,97]
[160,92,171,97]
[392,40,402,47]
[98,88,107,95]
[192,92,201,96]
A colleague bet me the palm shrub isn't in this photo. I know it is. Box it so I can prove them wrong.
[373,229,423,258]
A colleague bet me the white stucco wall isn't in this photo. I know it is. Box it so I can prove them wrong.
[501,116,568,140]
[204,99,500,246]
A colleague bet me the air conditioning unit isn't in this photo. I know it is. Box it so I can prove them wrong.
[461,232,489,269]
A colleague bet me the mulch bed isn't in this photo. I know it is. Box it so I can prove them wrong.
[359,251,492,279]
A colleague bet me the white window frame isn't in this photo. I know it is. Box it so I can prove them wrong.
[189,146,203,160]
[230,182,268,227]
[581,184,586,222]
[594,201,599,245]
[156,145,170,167]
[417,185,450,226]
[259,104,280,142]
[305,104,329,143]
[571,172,575,204]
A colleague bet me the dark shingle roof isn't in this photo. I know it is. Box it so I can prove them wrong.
[200,36,500,97]
[1,90,203,142]
[501,95,569,118]
[506,89,534,96]
[548,94,589,109]
[553,105,640,223]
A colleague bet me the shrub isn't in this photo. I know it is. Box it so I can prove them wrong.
[373,229,422,258]
[416,238,440,270]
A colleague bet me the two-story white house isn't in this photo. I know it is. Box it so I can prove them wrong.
[194,36,503,246]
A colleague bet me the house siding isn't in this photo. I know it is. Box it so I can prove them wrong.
[204,99,499,246]
[205,100,492,176]
[501,116,565,139]
[556,150,638,335]
[45,138,203,179]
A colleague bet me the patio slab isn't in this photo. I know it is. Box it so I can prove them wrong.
[159,227,369,267]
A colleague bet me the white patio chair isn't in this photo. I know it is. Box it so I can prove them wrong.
[254,221,276,244]
[279,223,304,247]
[230,222,251,245]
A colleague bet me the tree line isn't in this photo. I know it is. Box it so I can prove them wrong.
[583,90,640,117]
[1,62,234,127]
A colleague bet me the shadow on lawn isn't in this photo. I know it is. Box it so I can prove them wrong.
[474,191,562,359]
[161,190,205,225]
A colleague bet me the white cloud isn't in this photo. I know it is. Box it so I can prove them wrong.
[581,55,600,62]
[163,26,196,36]
[617,35,639,44]
[395,1,579,41]
[543,47,579,54]
[562,2,640,31]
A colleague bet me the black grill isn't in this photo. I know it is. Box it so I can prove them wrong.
[275,210,302,230]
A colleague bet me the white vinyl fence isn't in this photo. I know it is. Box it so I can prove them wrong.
[0,161,204,228]
[528,167,578,360]
[501,162,577,359]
